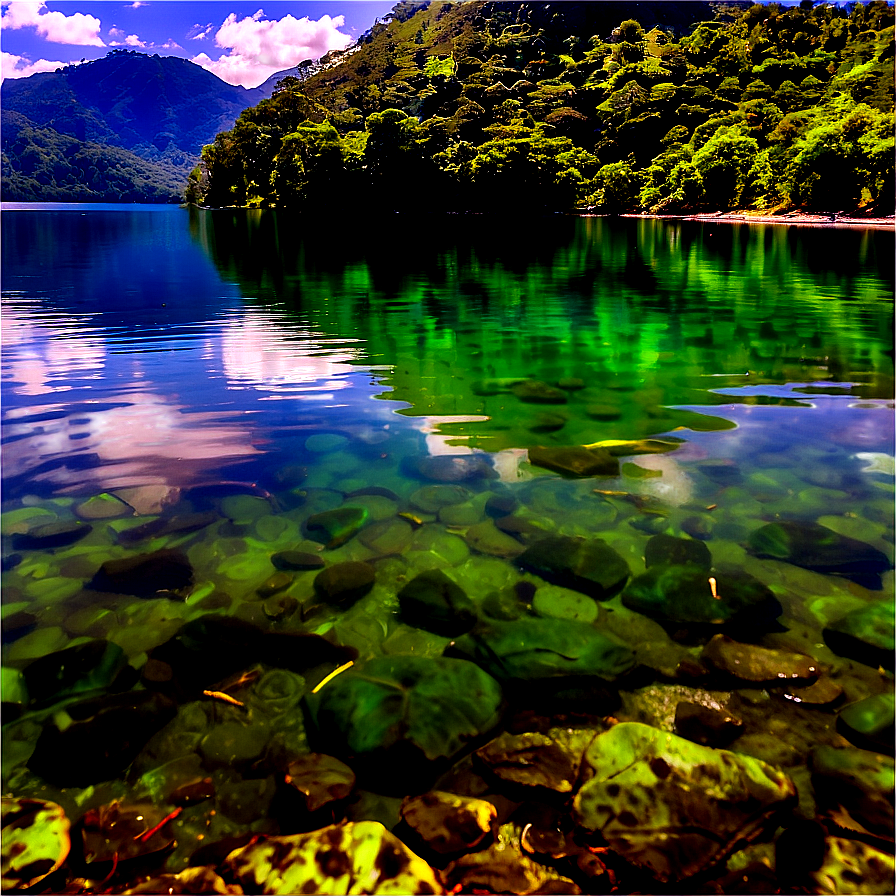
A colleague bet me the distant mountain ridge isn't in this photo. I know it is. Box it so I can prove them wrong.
[1,50,289,202]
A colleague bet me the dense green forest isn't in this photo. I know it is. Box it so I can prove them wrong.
[191,0,894,215]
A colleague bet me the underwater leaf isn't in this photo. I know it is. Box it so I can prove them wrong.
[1,797,71,891]
[224,820,444,894]
[304,656,503,770]
[573,722,796,883]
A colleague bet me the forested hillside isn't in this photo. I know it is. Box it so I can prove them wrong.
[193,0,895,214]
[1,51,267,202]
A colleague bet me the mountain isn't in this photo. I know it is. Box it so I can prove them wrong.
[1,50,273,202]
[194,0,894,215]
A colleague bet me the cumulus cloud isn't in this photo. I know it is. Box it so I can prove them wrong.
[1,0,105,46]
[191,10,351,88]
[1,50,66,80]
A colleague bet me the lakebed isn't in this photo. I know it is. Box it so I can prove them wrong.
[1,207,893,894]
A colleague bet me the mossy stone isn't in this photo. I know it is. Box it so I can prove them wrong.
[516,535,630,600]
[398,569,477,637]
[305,506,368,548]
[313,561,375,607]
[824,598,895,670]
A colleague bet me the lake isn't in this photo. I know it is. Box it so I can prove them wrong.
[1,205,894,891]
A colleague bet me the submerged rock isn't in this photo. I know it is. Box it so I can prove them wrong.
[644,533,712,571]
[89,548,193,598]
[400,791,496,855]
[305,506,368,548]
[446,617,635,684]
[224,821,444,894]
[622,564,782,637]
[271,549,325,571]
[749,521,892,586]
[117,512,216,546]
[464,519,525,559]
[573,722,797,883]
[313,561,376,607]
[283,753,356,814]
[810,745,894,839]
[837,693,895,754]
[702,634,819,684]
[409,484,473,513]
[516,535,630,599]
[398,569,477,637]
[443,825,580,895]
[475,727,598,793]
[12,520,91,550]
[528,445,619,477]
[674,701,743,747]
[74,492,131,520]
[511,380,568,404]
[824,598,895,670]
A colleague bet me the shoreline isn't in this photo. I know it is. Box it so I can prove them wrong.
[620,211,896,229]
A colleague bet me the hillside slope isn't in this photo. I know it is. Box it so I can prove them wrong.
[194,0,894,215]
[1,50,268,202]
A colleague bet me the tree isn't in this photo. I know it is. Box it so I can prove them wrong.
[692,126,759,208]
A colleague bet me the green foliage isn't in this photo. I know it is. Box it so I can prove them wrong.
[194,0,894,215]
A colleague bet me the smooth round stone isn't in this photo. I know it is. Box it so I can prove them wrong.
[511,380,568,404]
[439,502,484,527]
[398,569,477,637]
[410,485,473,514]
[484,493,518,518]
[271,550,325,571]
[313,561,376,606]
[557,377,586,391]
[465,520,525,559]
[358,519,413,555]
[64,606,117,637]
[585,404,621,421]
[305,434,349,453]
[824,598,895,669]
[253,515,291,542]
[532,585,599,624]
[220,554,272,582]
[409,528,469,565]
[305,506,368,547]
[645,534,712,571]
[347,495,398,522]
[702,635,819,683]
[256,572,294,599]
[528,413,567,434]
[12,520,92,550]
[220,495,271,523]
[74,493,130,521]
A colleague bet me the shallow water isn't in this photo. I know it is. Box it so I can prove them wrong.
[1,206,894,887]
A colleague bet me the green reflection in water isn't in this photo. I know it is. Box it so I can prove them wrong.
[190,211,893,452]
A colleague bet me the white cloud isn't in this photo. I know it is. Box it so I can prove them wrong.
[159,38,180,50]
[188,23,214,41]
[128,2,147,8]
[191,11,351,88]
[1,1,105,46]
[1,50,66,80]
[124,33,145,47]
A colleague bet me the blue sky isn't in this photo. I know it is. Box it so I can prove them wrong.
[1,1,396,86]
